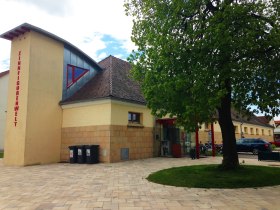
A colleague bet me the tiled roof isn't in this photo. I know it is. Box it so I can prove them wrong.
[0,70,9,78]
[231,110,273,128]
[62,56,146,105]
[256,116,270,124]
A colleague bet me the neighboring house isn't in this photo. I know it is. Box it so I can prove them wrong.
[198,114,274,144]
[0,70,9,151]
[0,23,275,166]
[273,120,280,140]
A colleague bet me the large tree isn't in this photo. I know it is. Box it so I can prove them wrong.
[125,0,280,169]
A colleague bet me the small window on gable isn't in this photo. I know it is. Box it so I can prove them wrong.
[128,112,141,124]
[67,64,89,88]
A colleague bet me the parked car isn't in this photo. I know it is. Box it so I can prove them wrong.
[270,140,280,147]
[236,138,272,155]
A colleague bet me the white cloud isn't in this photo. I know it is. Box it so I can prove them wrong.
[96,52,107,61]
[8,0,74,17]
[0,0,135,72]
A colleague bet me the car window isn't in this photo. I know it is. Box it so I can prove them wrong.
[253,140,261,143]
[236,140,243,144]
[243,139,251,143]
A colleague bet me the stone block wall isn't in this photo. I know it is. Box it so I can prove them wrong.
[61,125,154,163]
[61,125,111,163]
[110,125,154,162]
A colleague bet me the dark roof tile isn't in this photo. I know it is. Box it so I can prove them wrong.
[231,110,273,128]
[0,70,9,78]
[62,56,146,105]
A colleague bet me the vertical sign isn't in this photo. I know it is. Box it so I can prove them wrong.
[14,50,21,127]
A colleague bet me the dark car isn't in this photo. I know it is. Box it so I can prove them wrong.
[270,140,280,147]
[236,138,272,155]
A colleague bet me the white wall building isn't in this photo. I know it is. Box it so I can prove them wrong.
[0,70,9,151]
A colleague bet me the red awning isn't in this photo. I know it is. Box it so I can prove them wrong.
[156,118,176,125]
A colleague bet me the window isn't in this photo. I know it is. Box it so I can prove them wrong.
[67,64,89,88]
[250,128,254,135]
[256,128,259,135]
[244,127,248,134]
[268,130,271,136]
[128,112,141,124]
[261,129,264,135]
[234,126,239,133]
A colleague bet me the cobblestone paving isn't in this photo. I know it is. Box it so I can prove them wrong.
[0,157,279,210]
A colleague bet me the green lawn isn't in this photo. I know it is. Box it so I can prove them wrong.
[147,164,280,189]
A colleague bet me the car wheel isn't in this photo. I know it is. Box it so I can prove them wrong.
[252,148,258,155]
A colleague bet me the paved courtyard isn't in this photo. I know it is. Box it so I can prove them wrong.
[0,157,279,210]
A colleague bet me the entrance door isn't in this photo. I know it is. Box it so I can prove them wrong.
[162,125,180,156]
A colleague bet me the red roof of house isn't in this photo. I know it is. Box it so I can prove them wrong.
[0,70,9,78]
[256,116,270,124]
[61,55,146,105]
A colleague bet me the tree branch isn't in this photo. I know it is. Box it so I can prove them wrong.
[206,1,218,13]
[250,13,275,28]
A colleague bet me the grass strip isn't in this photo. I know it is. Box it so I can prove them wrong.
[147,164,280,188]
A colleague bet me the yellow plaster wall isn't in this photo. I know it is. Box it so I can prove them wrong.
[111,100,154,127]
[4,33,31,166]
[233,122,273,141]
[23,31,64,165]
[62,100,154,128]
[4,31,64,166]
[62,100,112,128]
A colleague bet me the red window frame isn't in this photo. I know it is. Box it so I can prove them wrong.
[67,64,89,88]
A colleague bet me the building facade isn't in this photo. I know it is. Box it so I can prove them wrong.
[0,23,274,166]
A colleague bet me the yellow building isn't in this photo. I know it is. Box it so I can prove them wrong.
[1,23,156,166]
[0,23,274,166]
[198,114,274,145]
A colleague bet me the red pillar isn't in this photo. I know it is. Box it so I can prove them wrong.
[195,127,200,159]
[211,123,215,157]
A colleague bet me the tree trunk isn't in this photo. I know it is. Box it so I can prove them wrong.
[218,79,239,169]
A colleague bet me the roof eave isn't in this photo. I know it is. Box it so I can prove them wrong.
[0,23,102,71]
[60,96,146,106]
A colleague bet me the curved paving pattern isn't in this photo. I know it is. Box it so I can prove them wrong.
[0,157,279,210]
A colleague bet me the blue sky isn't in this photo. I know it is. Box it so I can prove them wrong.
[96,35,130,60]
[0,0,278,120]
[0,0,134,72]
